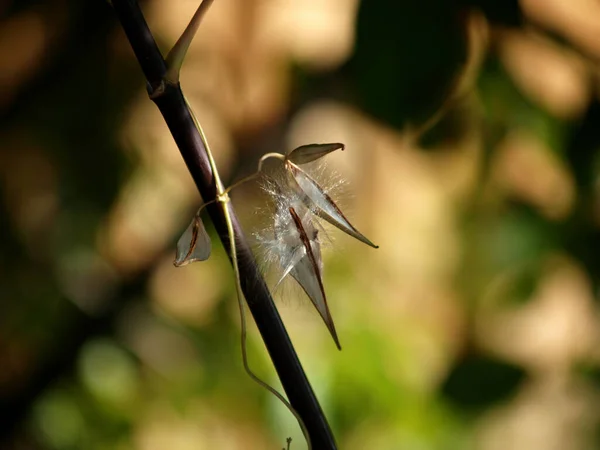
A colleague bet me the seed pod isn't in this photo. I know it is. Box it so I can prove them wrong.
[286,143,344,165]
[259,180,341,349]
[174,214,211,266]
[287,205,341,350]
[285,161,378,249]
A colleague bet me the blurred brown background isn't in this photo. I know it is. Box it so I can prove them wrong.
[3,0,600,448]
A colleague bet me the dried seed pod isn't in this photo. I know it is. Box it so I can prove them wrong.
[286,143,344,165]
[288,205,340,349]
[174,214,211,266]
[261,182,341,349]
[285,160,378,249]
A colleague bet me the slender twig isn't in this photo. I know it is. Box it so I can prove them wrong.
[110,1,337,448]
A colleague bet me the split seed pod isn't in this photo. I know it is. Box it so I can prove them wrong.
[174,213,211,266]
[261,180,341,349]
[259,143,378,349]
[283,144,378,249]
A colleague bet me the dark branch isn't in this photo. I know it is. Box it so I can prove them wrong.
[110,1,337,448]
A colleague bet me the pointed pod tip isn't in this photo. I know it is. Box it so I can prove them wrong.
[325,320,342,351]
[361,238,379,249]
[329,329,342,351]
[349,231,379,249]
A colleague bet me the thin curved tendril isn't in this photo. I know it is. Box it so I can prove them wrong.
[219,152,286,196]
[184,97,312,450]
[258,152,286,170]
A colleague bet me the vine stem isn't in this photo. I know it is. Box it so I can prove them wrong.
[188,102,312,448]
[110,0,337,448]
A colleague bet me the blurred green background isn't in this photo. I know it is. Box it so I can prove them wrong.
[3,0,600,448]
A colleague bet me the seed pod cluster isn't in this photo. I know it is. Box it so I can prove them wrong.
[257,143,378,350]
[175,143,378,350]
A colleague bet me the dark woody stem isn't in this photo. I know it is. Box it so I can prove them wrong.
[110,1,337,448]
